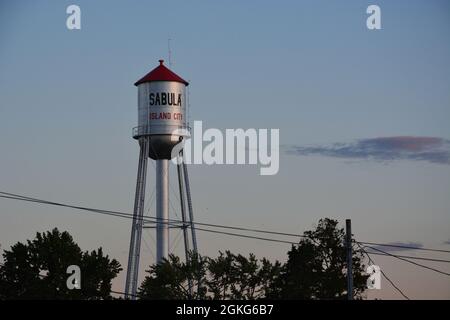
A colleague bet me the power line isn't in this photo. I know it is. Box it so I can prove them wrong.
[364,252,450,264]
[0,191,307,239]
[358,241,450,254]
[0,192,298,245]
[194,227,298,245]
[360,244,450,277]
[3,190,449,254]
[356,243,410,300]
[1,191,450,266]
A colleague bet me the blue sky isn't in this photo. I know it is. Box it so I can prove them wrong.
[1,0,449,299]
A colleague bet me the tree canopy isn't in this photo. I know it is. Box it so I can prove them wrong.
[138,251,283,300]
[0,228,122,299]
[0,219,368,299]
[271,218,368,299]
[139,218,368,300]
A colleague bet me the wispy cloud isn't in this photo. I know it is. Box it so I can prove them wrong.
[365,242,424,253]
[286,136,450,165]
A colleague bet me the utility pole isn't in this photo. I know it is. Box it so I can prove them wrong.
[346,219,353,300]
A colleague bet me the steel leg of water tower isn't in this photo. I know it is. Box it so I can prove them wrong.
[182,154,200,295]
[156,159,169,263]
[177,154,193,298]
[182,159,198,254]
[125,140,144,298]
[131,139,149,297]
[125,138,149,299]
[124,146,143,298]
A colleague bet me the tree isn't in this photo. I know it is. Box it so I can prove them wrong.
[0,228,122,300]
[138,218,369,300]
[138,251,282,300]
[138,253,207,299]
[271,218,368,299]
[205,251,282,300]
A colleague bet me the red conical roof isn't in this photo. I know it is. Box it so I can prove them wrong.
[134,59,189,86]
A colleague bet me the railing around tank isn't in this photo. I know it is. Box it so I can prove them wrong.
[132,124,191,139]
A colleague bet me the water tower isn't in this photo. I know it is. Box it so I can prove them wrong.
[124,60,198,299]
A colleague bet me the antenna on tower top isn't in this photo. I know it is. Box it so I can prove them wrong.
[168,38,173,68]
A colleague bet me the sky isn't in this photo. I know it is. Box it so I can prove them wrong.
[0,0,449,299]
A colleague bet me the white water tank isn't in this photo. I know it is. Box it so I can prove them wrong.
[134,59,189,159]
